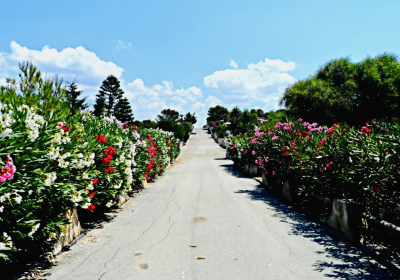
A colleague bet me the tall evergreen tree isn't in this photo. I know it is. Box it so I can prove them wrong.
[114,97,134,123]
[96,75,124,117]
[66,82,88,115]
[93,96,105,117]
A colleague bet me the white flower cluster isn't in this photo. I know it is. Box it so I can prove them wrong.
[70,153,95,169]
[0,103,14,138]
[71,193,83,206]
[124,159,133,185]
[0,232,13,250]
[115,136,124,149]
[23,107,45,141]
[113,180,123,189]
[0,192,22,204]
[47,146,60,160]
[52,132,71,144]
[102,115,123,128]
[58,152,71,168]
[44,172,57,186]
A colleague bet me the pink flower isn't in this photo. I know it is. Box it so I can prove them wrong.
[252,151,256,155]
[265,171,269,175]
[272,136,278,141]
[252,139,257,144]
[255,160,258,164]
[1,156,16,182]
[265,157,269,162]
[272,171,276,175]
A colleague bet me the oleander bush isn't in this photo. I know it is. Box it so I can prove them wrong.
[0,100,181,264]
[227,118,400,227]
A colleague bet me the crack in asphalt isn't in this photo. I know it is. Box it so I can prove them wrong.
[98,185,178,277]
[97,247,120,279]
[145,196,181,253]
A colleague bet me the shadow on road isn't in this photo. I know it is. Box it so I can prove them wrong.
[220,163,395,279]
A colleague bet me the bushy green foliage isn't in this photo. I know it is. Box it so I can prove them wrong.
[227,118,400,226]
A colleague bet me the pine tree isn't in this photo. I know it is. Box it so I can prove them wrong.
[114,97,134,123]
[66,82,88,115]
[96,75,124,117]
[93,96,105,117]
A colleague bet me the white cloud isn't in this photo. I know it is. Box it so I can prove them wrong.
[229,60,238,69]
[116,40,132,50]
[203,58,296,112]
[123,79,203,122]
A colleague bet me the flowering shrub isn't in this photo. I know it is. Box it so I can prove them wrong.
[227,118,400,226]
[0,102,181,263]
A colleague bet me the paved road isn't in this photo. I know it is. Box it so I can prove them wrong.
[44,128,395,280]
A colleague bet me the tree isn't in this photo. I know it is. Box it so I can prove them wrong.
[93,96,105,117]
[96,75,124,117]
[207,105,229,123]
[157,109,180,121]
[184,112,197,124]
[114,97,134,123]
[66,82,88,116]
[0,61,70,116]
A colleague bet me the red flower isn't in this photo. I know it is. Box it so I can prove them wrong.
[96,135,107,144]
[290,145,295,149]
[285,151,289,156]
[375,187,381,193]
[105,166,115,174]
[281,147,286,152]
[92,178,98,185]
[89,192,95,197]
[87,203,95,212]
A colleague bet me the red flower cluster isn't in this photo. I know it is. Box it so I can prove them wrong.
[361,126,372,135]
[95,134,107,144]
[105,166,115,174]
[87,203,95,212]
[92,178,98,185]
[101,146,117,165]
[57,122,72,132]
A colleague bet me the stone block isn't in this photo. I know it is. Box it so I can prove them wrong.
[282,180,293,202]
[245,163,258,177]
[324,199,361,243]
[51,208,81,256]
[261,174,269,187]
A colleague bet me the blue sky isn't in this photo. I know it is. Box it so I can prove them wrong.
[1,1,399,126]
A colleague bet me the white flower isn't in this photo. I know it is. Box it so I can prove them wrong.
[58,159,70,168]
[0,206,4,213]
[0,128,12,138]
[28,223,40,236]
[82,172,89,179]
[15,194,22,204]
[87,183,94,191]
[47,146,60,160]
[52,133,62,144]
[28,190,33,196]
[113,180,123,189]
[106,201,113,208]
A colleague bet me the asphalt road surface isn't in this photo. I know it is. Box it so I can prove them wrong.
[44,128,395,280]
